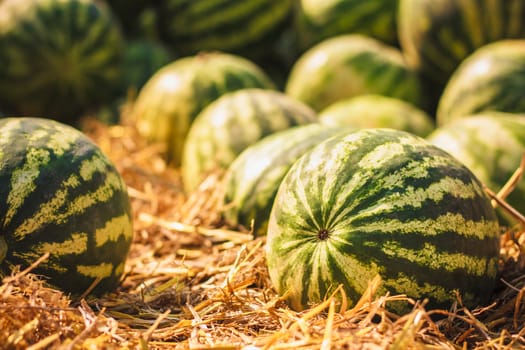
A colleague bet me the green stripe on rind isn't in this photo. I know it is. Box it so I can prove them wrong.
[158,0,294,56]
[0,118,133,295]
[398,0,525,86]
[181,89,317,192]
[222,124,352,236]
[266,128,499,312]
[428,113,525,224]
[0,0,124,121]
[295,0,399,50]
[436,40,525,125]
[285,34,424,112]
[133,52,275,166]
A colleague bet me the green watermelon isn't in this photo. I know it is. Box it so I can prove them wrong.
[121,39,173,93]
[156,0,294,59]
[266,128,500,312]
[428,112,525,225]
[181,89,317,192]
[132,52,276,166]
[285,34,425,112]
[294,0,399,51]
[0,0,124,123]
[436,40,525,126]
[398,0,525,88]
[0,117,133,295]
[222,123,350,237]
[319,94,434,137]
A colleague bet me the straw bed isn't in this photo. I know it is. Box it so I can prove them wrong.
[1,112,524,349]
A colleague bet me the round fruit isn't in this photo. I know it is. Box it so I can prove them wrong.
[121,39,172,93]
[181,89,317,192]
[0,0,124,123]
[285,34,424,112]
[436,40,525,126]
[398,0,525,87]
[222,123,350,236]
[294,0,399,51]
[157,0,294,59]
[267,128,500,312]
[132,52,275,166]
[0,117,133,295]
[319,94,434,137]
[428,112,525,225]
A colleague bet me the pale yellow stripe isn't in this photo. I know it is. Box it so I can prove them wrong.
[357,176,483,218]
[76,262,113,279]
[36,232,88,256]
[377,241,497,277]
[358,142,405,170]
[14,171,123,240]
[79,154,108,181]
[45,124,80,156]
[4,148,50,227]
[382,272,452,303]
[95,213,133,247]
[354,212,499,240]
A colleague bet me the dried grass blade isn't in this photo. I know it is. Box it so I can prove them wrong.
[26,333,61,350]
[320,298,336,350]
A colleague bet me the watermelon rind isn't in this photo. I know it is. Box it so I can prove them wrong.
[181,88,317,192]
[0,117,133,295]
[222,123,352,236]
[0,0,125,122]
[266,128,500,312]
[436,40,525,126]
[132,52,276,166]
[285,34,424,112]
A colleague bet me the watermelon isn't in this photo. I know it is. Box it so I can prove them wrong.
[285,34,425,112]
[294,0,399,51]
[436,40,525,126]
[0,0,124,123]
[398,0,525,88]
[319,94,434,137]
[181,89,317,192]
[266,128,500,312]
[156,0,294,59]
[132,52,276,166]
[121,39,173,93]
[0,117,133,295]
[428,112,525,225]
[222,123,351,237]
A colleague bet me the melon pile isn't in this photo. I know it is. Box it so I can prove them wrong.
[0,0,524,317]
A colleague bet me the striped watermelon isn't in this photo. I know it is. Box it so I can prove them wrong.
[294,0,399,51]
[181,89,317,192]
[0,0,124,123]
[285,34,425,112]
[121,39,172,93]
[319,94,434,137]
[428,112,525,225]
[398,0,525,88]
[437,40,525,126]
[132,52,275,166]
[266,128,500,312]
[156,0,294,59]
[222,123,350,236]
[0,117,133,295]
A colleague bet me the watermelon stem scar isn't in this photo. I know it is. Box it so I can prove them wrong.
[318,228,330,241]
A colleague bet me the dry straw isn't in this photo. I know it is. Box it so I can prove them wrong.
[1,111,524,349]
